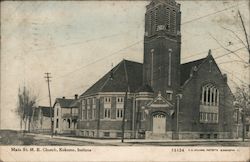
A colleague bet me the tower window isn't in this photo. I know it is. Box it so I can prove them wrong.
[155,8,158,31]
[150,11,154,34]
[165,8,170,31]
[170,10,176,33]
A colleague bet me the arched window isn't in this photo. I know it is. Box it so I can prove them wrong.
[56,119,59,128]
[199,83,219,123]
[200,83,219,106]
[67,119,71,128]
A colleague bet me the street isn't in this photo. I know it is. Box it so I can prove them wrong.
[1,130,250,146]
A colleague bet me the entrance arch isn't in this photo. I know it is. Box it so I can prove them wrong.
[152,113,166,134]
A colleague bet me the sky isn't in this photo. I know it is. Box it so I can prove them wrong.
[1,0,249,130]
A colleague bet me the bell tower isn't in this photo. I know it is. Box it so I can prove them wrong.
[143,0,181,100]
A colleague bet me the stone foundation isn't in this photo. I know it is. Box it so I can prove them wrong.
[76,129,133,138]
[145,131,173,139]
[177,131,233,139]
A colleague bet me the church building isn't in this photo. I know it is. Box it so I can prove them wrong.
[76,0,234,139]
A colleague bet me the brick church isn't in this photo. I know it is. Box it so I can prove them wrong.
[76,0,234,139]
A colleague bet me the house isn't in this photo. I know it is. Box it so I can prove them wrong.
[31,106,53,133]
[76,0,235,139]
[53,95,79,134]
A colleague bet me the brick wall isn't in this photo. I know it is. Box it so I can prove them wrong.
[179,57,234,135]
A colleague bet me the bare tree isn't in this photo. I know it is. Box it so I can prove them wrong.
[16,86,37,132]
[234,85,250,141]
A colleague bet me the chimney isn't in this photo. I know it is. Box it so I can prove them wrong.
[222,74,227,83]
[75,94,78,99]
[62,96,65,99]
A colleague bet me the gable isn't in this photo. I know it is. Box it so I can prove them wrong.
[180,58,206,86]
[181,54,231,92]
[147,93,173,108]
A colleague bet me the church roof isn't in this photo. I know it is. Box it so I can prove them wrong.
[81,59,143,97]
[80,57,209,96]
[137,84,154,93]
[180,57,206,86]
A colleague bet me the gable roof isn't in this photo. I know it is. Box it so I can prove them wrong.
[55,98,75,108]
[69,100,80,108]
[81,59,143,97]
[137,84,154,93]
[180,57,206,86]
[38,106,54,117]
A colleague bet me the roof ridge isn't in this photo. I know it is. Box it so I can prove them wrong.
[123,59,142,64]
[181,57,206,65]
[99,60,123,92]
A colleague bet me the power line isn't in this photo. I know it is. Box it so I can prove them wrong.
[209,33,246,62]
[181,3,243,25]
[55,39,143,79]
[182,46,221,60]
[36,40,143,103]
[220,68,248,85]
[214,46,246,60]
[30,32,130,53]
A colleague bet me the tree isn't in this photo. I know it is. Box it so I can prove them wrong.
[234,85,250,141]
[17,86,37,132]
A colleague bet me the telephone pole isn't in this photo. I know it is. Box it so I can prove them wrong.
[45,72,53,137]
[238,10,250,142]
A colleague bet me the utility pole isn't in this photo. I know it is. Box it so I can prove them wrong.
[238,10,250,142]
[121,89,128,143]
[45,72,53,137]
[121,60,129,143]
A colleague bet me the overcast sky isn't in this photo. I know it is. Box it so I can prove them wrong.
[1,0,249,129]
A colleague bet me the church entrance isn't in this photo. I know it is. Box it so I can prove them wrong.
[152,114,166,134]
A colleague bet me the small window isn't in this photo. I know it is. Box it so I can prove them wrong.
[87,99,90,105]
[116,108,123,119]
[56,119,59,128]
[82,100,86,106]
[104,108,111,119]
[214,134,218,139]
[200,134,204,139]
[104,97,111,103]
[207,134,211,139]
[117,132,122,138]
[116,97,124,103]
[104,132,110,137]
[86,131,89,136]
[246,125,250,132]
[166,90,173,101]
[92,98,96,105]
[67,119,71,128]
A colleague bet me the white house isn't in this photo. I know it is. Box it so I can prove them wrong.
[53,95,79,134]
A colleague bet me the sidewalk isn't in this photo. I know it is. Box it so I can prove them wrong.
[28,133,250,144]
